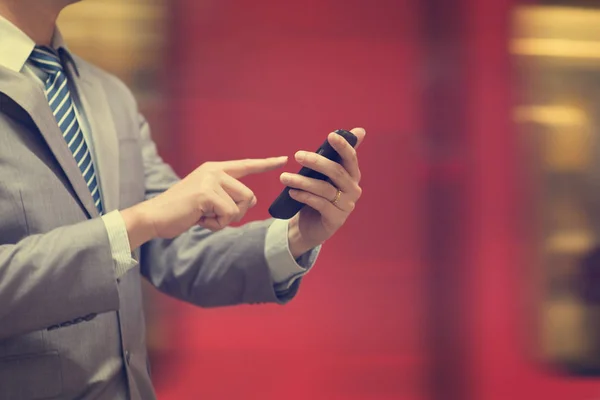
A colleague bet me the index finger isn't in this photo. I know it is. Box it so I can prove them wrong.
[218,156,288,179]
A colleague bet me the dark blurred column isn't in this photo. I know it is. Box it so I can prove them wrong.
[420,0,517,398]
[419,0,473,399]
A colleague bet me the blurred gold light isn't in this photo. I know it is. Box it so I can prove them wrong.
[513,6,600,60]
[514,105,587,127]
[514,4,600,369]
[57,0,165,89]
[512,38,600,59]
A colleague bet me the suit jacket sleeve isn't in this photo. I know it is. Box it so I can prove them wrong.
[138,115,297,307]
[0,217,120,340]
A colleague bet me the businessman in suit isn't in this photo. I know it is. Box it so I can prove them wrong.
[0,0,365,399]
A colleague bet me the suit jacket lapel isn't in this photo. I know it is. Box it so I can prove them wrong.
[66,62,120,214]
[0,67,99,219]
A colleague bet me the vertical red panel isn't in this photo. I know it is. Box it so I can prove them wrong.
[159,1,426,399]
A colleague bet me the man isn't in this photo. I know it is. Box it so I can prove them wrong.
[0,0,364,399]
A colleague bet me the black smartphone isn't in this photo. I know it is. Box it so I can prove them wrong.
[268,129,358,219]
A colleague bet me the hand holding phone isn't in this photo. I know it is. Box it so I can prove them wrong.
[268,129,358,219]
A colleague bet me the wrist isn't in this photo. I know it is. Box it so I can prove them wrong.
[287,216,317,259]
[121,201,157,250]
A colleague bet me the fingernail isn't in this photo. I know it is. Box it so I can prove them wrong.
[280,173,291,183]
[289,189,298,196]
[295,151,306,162]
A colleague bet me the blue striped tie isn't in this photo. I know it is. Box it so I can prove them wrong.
[29,46,104,215]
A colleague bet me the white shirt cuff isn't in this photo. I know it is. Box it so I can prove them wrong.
[101,210,138,278]
[265,218,321,291]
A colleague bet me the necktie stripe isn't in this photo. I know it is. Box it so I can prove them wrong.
[32,47,56,58]
[86,174,96,188]
[31,56,62,69]
[62,112,77,136]
[88,176,98,192]
[48,79,68,106]
[54,95,71,122]
[30,45,103,215]
[85,172,94,187]
[85,169,95,188]
[46,72,66,96]
[86,173,96,191]
[45,72,61,94]
[56,102,74,128]
[32,48,55,58]
[30,58,62,73]
[66,126,80,147]
[78,149,91,169]
[35,59,61,69]
[71,134,85,157]
[82,157,94,179]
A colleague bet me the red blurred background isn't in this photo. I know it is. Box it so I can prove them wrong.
[159,0,423,399]
[115,0,600,399]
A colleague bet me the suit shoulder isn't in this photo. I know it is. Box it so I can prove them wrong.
[70,54,138,107]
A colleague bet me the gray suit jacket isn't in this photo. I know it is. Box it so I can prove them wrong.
[0,51,299,399]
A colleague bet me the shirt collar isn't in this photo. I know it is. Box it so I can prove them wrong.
[0,15,78,76]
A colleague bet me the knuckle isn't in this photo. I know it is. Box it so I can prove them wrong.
[225,207,237,219]
[198,167,219,182]
[196,191,210,205]
[200,161,215,171]
[355,185,363,198]
[347,201,356,212]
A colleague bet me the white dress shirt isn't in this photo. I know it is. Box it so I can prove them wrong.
[0,16,319,293]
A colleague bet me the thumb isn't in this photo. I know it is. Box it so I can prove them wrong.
[350,127,367,149]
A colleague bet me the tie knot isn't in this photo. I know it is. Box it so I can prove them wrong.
[29,46,63,75]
